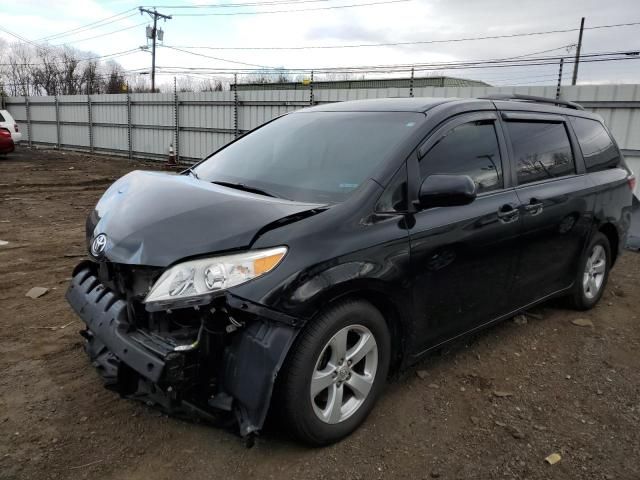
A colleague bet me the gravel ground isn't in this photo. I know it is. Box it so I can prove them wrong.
[1,148,639,480]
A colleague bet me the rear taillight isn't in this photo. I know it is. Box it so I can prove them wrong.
[0,128,11,138]
[629,175,637,191]
[14,124,19,132]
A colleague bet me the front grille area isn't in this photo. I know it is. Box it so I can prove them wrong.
[96,261,161,300]
[93,261,163,328]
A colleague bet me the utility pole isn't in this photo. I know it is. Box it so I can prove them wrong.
[139,7,171,93]
[571,17,585,85]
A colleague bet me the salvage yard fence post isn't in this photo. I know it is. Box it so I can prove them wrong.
[556,58,564,101]
[410,67,415,98]
[54,95,60,149]
[310,70,314,106]
[233,74,239,138]
[126,90,132,160]
[174,77,180,163]
[87,93,94,153]
[25,96,32,148]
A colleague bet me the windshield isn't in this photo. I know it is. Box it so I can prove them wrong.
[194,111,424,204]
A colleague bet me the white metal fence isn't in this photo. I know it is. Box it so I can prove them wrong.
[4,84,640,193]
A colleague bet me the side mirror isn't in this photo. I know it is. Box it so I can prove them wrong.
[416,174,477,209]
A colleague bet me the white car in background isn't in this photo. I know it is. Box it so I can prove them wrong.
[0,110,22,143]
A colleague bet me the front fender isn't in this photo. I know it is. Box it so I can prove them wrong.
[221,317,299,436]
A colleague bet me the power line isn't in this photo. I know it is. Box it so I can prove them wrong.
[164,43,576,73]
[141,0,337,8]
[35,9,138,42]
[0,18,145,51]
[322,49,639,72]
[169,0,411,16]
[200,49,639,73]
[148,52,640,75]
[488,72,571,83]
[496,44,576,61]
[498,77,576,86]
[409,54,640,74]
[167,20,640,50]
[0,26,46,49]
[162,45,277,69]
[474,71,570,82]
[50,22,147,46]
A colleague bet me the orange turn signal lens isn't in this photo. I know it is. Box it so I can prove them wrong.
[254,252,285,275]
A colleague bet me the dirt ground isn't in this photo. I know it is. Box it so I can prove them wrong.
[1,148,639,480]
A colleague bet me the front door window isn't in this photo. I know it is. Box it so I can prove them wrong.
[420,120,503,194]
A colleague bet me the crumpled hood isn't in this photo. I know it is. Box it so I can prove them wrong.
[87,170,324,266]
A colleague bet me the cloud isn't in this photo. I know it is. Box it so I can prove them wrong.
[2,0,639,86]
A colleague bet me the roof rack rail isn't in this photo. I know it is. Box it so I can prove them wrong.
[480,93,584,111]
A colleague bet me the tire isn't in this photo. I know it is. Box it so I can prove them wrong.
[569,232,611,310]
[277,299,391,446]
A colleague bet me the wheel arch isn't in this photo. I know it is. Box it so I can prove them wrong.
[297,281,413,376]
[598,222,620,264]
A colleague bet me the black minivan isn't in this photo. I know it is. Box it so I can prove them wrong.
[67,94,635,445]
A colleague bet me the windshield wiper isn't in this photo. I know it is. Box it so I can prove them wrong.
[183,166,200,179]
[212,181,285,199]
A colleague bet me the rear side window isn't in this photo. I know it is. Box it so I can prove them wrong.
[506,121,575,185]
[569,117,620,172]
[420,120,503,194]
[0,113,5,122]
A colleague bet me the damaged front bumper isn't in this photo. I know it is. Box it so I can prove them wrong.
[66,262,299,437]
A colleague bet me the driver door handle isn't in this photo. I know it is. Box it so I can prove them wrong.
[497,204,520,223]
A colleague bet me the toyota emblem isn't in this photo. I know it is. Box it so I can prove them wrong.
[91,234,108,257]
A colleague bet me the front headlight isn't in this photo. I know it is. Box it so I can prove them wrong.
[143,246,287,310]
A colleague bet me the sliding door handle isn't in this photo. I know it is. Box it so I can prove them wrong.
[524,201,544,216]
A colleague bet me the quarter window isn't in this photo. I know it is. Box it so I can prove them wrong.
[420,120,503,194]
[506,121,575,185]
[569,117,620,172]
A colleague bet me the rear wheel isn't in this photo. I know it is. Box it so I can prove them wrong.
[277,299,390,445]
[569,232,611,310]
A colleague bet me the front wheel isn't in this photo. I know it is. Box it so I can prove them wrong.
[277,299,390,446]
[569,232,611,310]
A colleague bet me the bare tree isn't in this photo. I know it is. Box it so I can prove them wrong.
[59,47,83,94]
[80,60,99,94]
[0,42,132,96]
[0,38,9,99]
[198,78,224,92]
[129,74,151,93]
[177,76,196,92]
[7,43,34,96]
[102,60,126,94]
[31,47,60,95]
[241,68,293,86]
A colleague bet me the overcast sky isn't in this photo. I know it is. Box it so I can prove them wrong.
[2,0,639,87]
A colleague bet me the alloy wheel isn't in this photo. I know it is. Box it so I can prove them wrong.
[583,244,606,299]
[310,324,378,424]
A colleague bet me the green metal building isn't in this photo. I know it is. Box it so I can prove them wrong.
[235,76,490,90]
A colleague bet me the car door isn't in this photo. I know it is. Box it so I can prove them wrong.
[408,112,523,350]
[500,112,595,306]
